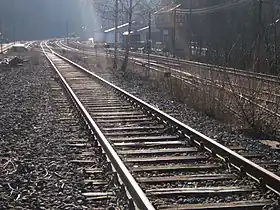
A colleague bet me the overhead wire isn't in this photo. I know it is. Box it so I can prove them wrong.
[157,0,253,15]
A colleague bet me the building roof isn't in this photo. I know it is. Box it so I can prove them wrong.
[122,26,150,36]
[155,3,179,14]
[13,43,26,48]
[123,31,134,36]
[137,26,149,32]
[104,21,136,33]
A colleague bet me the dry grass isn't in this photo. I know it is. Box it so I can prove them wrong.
[62,50,280,137]
[126,57,280,137]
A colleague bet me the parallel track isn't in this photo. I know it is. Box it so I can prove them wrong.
[67,40,280,99]
[1,43,14,53]
[68,40,280,83]
[42,41,280,209]
[59,41,280,127]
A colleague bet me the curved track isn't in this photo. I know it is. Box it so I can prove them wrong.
[41,41,280,209]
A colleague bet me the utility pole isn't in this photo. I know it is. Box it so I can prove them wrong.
[173,8,176,57]
[271,0,277,74]
[66,21,69,44]
[172,4,181,57]
[0,20,3,54]
[113,0,118,69]
[189,0,192,60]
[12,0,16,44]
[254,0,263,72]
[148,11,152,76]
[121,0,132,71]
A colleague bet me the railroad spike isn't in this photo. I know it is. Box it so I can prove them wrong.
[259,177,266,190]
[128,198,135,210]
[239,166,246,177]
[199,142,205,150]
[210,148,216,157]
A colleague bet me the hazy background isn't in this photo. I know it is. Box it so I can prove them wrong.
[0,0,100,41]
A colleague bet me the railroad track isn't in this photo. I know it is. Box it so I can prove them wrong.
[130,57,280,117]
[69,40,280,95]
[42,41,153,210]
[53,41,280,126]
[1,43,14,54]
[68,40,280,82]
[62,40,280,99]
[55,40,79,52]
[41,40,280,209]
[120,53,280,106]
[49,78,130,209]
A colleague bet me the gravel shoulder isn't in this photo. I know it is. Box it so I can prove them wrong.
[0,52,122,209]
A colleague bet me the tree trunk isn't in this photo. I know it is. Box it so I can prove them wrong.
[121,0,132,71]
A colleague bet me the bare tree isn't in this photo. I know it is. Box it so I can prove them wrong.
[93,0,160,70]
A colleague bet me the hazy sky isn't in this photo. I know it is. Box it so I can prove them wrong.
[0,0,101,40]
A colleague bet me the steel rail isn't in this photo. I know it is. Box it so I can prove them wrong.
[67,45,280,109]
[67,41,280,83]
[133,59,244,121]
[120,52,280,117]
[1,43,14,53]
[127,51,280,84]
[54,41,280,127]
[69,40,279,82]
[49,43,280,196]
[57,40,79,52]
[133,58,280,116]
[41,41,155,210]
[68,43,276,84]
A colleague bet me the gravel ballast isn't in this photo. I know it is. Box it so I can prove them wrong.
[0,52,124,209]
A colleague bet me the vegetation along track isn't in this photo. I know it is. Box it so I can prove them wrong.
[65,41,280,115]
[42,41,280,209]
[69,40,280,85]
[62,41,280,135]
